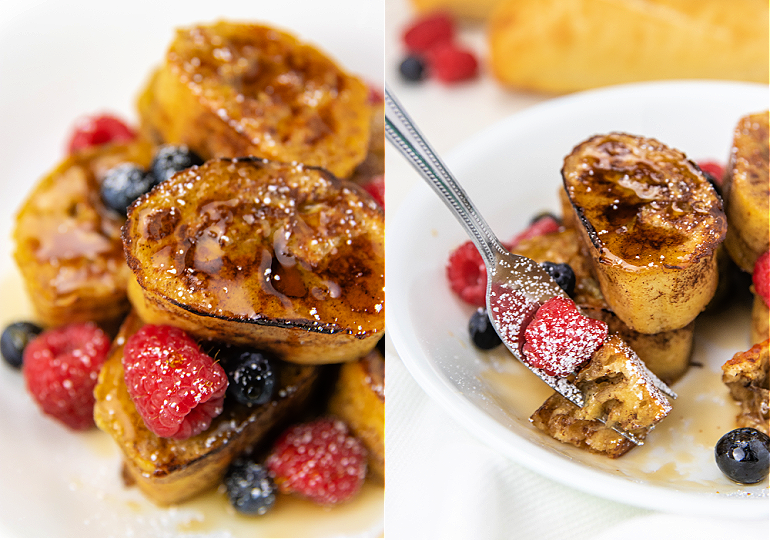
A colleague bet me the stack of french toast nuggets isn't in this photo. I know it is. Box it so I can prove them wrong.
[13,21,384,505]
[522,113,768,456]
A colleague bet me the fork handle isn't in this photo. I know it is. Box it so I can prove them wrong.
[384,86,504,270]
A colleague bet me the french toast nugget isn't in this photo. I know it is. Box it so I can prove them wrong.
[722,111,769,273]
[513,229,694,383]
[13,140,154,328]
[123,157,384,365]
[328,348,385,481]
[531,335,672,457]
[721,339,769,435]
[137,21,372,179]
[93,311,321,505]
[562,132,727,334]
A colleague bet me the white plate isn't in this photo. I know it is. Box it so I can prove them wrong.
[0,0,383,536]
[387,80,769,519]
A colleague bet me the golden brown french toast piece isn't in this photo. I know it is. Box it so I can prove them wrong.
[349,97,384,188]
[531,335,672,457]
[137,21,372,179]
[123,157,384,365]
[328,347,385,481]
[722,111,769,273]
[93,311,321,505]
[562,132,727,334]
[722,339,769,435]
[13,140,154,328]
[513,229,693,383]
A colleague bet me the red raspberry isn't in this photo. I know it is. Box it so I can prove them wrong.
[522,297,608,377]
[266,417,368,505]
[505,214,561,251]
[753,251,770,307]
[402,12,454,53]
[67,113,136,154]
[447,241,486,307]
[426,42,478,83]
[122,324,228,439]
[697,160,725,187]
[23,322,111,430]
[363,175,385,208]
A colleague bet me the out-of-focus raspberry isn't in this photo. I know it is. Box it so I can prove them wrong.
[67,113,136,154]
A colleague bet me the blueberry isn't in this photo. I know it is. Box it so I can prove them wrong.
[1,321,43,368]
[224,459,277,515]
[715,428,770,484]
[223,348,277,406]
[100,163,156,215]
[399,55,427,82]
[541,261,576,296]
[469,308,502,350]
[151,145,204,184]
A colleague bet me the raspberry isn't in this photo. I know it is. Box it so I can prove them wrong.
[67,113,136,154]
[266,417,368,505]
[697,160,725,187]
[426,42,478,83]
[447,241,486,306]
[22,322,110,430]
[753,251,770,307]
[123,324,228,439]
[363,175,385,208]
[505,214,561,251]
[522,297,608,377]
[402,12,454,53]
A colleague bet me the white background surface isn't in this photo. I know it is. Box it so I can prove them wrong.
[0,0,384,537]
[383,0,768,538]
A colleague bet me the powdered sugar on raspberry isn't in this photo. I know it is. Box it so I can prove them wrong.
[122,324,228,439]
[522,297,608,377]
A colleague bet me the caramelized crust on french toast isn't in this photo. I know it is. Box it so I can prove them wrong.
[722,111,769,273]
[531,335,672,457]
[722,339,769,435]
[562,132,727,334]
[13,140,154,328]
[93,311,321,505]
[137,21,372,179]
[123,157,384,364]
[513,229,693,383]
[328,348,385,481]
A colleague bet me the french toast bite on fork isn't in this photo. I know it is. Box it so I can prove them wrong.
[562,132,727,334]
[722,339,769,436]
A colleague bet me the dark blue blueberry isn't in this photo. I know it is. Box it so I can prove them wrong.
[224,459,277,515]
[1,321,43,368]
[715,428,770,484]
[399,55,427,82]
[541,261,576,297]
[469,308,502,350]
[151,145,204,184]
[100,163,156,216]
[223,348,277,406]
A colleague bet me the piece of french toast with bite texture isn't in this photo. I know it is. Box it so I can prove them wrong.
[722,111,769,273]
[722,339,769,435]
[136,21,372,179]
[327,347,384,481]
[562,132,727,334]
[123,157,384,365]
[531,335,672,457]
[13,139,154,328]
[513,229,693,383]
[93,311,321,505]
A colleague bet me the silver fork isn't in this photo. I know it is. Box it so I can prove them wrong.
[384,86,675,446]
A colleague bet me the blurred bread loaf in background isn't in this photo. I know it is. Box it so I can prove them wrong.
[487,0,769,93]
[409,0,502,20]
